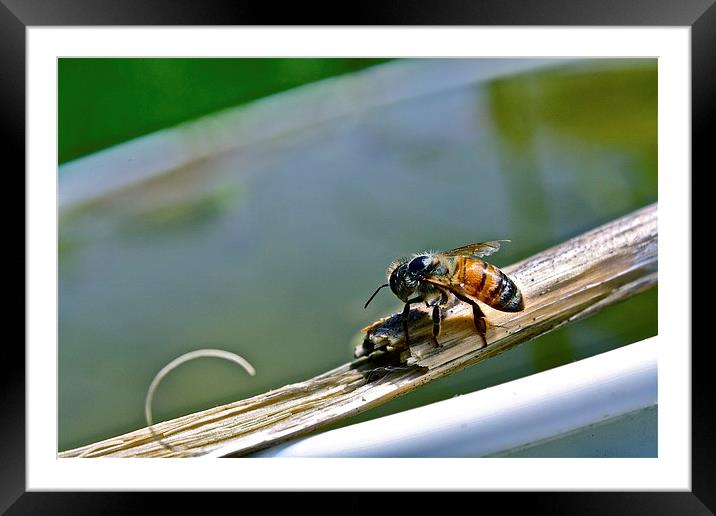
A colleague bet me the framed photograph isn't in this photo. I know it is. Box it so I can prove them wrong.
[11,1,707,511]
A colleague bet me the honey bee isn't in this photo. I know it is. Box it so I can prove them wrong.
[364,241,524,348]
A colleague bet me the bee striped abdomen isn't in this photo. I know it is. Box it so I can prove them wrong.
[493,270,524,312]
[457,258,524,312]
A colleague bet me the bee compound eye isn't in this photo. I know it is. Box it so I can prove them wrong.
[389,270,399,294]
[408,255,431,274]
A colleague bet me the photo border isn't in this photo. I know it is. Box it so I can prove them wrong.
[7,0,709,512]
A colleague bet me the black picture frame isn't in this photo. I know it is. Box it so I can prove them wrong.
[6,0,708,512]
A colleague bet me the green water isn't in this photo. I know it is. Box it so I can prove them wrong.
[58,58,657,453]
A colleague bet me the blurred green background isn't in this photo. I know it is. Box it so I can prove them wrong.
[58,58,392,164]
[58,58,657,454]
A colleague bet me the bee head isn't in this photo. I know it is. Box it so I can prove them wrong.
[365,254,439,307]
[386,255,432,302]
[388,262,413,302]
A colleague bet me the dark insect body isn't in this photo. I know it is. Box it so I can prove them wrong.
[364,241,524,348]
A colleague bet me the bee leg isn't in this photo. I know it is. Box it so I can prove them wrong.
[431,305,442,347]
[471,303,488,348]
[401,303,411,346]
[401,297,423,347]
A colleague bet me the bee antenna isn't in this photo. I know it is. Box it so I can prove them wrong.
[364,283,390,309]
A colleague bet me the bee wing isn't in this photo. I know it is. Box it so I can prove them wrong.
[441,240,509,258]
